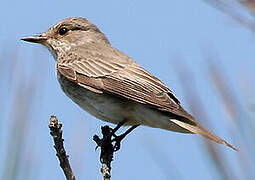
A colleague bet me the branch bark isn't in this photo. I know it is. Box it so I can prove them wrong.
[93,126,114,180]
[49,115,76,180]
[93,124,138,180]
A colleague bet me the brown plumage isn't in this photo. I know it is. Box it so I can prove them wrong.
[22,17,237,151]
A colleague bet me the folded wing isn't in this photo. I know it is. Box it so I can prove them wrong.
[57,49,237,151]
[57,49,194,122]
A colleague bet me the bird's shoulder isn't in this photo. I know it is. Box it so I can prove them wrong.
[57,44,133,77]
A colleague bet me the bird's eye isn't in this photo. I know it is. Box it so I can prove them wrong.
[59,27,69,35]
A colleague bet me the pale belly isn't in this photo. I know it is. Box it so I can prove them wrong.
[57,74,190,133]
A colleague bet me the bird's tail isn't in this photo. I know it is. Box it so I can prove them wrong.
[171,119,237,151]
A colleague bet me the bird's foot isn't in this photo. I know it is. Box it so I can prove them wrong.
[112,124,139,151]
[93,122,139,164]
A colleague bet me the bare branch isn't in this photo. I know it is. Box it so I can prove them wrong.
[49,115,76,180]
[93,126,114,180]
[93,123,138,180]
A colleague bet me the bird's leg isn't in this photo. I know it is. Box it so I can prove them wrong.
[112,124,140,151]
[93,120,139,179]
[93,119,128,153]
[93,120,139,162]
[111,120,127,134]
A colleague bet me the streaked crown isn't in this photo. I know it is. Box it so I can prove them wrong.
[22,17,110,59]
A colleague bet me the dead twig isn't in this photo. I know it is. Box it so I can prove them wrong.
[49,115,76,180]
[93,126,114,180]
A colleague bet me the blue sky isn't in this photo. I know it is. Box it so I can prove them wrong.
[1,0,254,179]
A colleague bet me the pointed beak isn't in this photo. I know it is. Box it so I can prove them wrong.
[21,34,48,43]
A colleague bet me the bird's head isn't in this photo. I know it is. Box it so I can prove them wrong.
[22,17,110,59]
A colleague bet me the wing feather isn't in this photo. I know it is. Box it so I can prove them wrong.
[56,47,237,150]
[57,50,193,120]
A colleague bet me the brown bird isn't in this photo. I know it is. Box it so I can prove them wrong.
[22,17,237,151]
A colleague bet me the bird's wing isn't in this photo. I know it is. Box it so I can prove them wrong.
[57,51,239,150]
[57,50,194,121]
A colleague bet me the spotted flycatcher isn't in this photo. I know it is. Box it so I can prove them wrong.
[22,17,236,150]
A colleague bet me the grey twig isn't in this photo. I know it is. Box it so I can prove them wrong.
[49,115,76,180]
[93,124,139,180]
[93,126,115,180]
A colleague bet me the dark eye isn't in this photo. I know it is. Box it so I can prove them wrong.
[59,27,69,35]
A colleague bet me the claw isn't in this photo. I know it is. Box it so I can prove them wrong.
[112,134,125,151]
[93,124,139,163]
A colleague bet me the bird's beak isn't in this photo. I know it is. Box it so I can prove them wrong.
[21,34,48,43]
